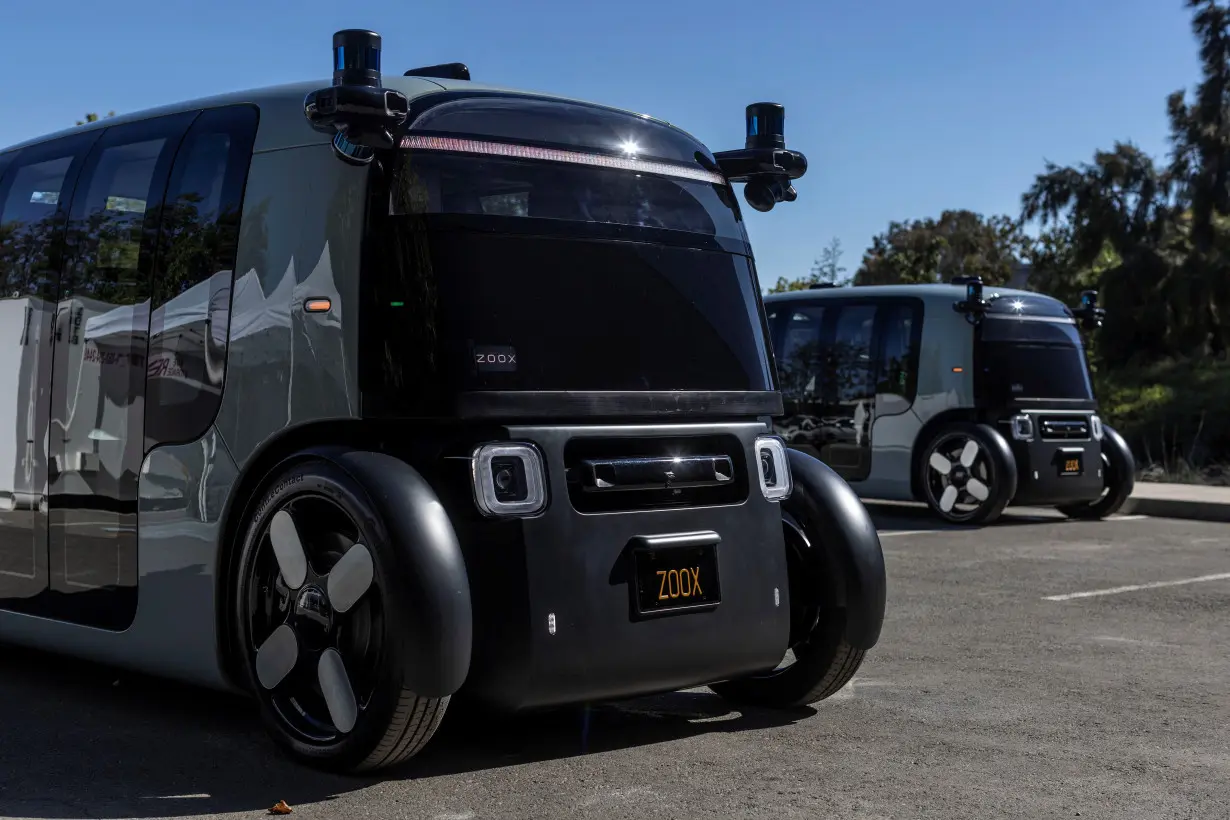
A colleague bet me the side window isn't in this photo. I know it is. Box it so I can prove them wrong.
[144,105,258,449]
[831,304,876,402]
[0,135,95,302]
[877,302,921,400]
[776,305,825,399]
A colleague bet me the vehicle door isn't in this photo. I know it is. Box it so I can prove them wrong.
[823,302,877,481]
[0,132,98,614]
[768,300,829,454]
[44,113,194,630]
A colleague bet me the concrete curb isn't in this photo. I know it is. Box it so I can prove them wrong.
[1121,495,1230,523]
[1122,482,1230,523]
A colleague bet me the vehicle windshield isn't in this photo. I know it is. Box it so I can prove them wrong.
[363,106,774,410]
[976,295,1094,402]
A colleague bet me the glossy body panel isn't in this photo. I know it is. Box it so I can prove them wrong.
[455,421,791,711]
[212,144,367,469]
[997,411,1105,505]
[0,428,239,692]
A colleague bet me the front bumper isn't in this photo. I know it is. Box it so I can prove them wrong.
[1002,411,1105,506]
[450,421,792,712]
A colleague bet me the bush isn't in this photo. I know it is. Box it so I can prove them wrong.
[1096,356,1230,485]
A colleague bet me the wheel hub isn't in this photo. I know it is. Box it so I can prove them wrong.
[294,584,334,648]
[950,466,969,486]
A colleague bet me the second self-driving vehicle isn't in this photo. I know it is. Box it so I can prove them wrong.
[0,30,886,772]
[765,277,1135,525]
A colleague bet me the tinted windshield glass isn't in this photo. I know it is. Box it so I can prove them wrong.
[978,316,1093,401]
[391,152,745,245]
[363,228,773,405]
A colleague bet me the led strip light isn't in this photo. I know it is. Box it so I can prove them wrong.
[400,134,726,185]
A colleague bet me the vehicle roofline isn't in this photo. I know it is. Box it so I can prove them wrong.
[2,76,713,158]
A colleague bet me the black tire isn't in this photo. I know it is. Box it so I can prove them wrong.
[708,515,865,708]
[918,422,1017,525]
[1057,423,1136,520]
[233,455,448,773]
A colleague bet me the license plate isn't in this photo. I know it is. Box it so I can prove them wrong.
[1058,452,1084,476]
[632,544,721,615]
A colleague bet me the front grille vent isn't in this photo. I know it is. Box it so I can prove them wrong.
[1038,415,1089,441]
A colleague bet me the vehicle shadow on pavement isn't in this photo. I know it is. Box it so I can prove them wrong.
[0,645,809,818]
[862,499,1076,534]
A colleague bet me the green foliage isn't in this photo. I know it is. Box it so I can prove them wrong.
[76,111,116,126]
[852,210,1028,286]
[768,236,851,293]
[1096,357,1230,484]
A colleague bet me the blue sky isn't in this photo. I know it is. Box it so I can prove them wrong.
[4,0,1204,284]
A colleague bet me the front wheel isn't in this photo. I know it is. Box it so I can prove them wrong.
[709,514,865,708]
[919,422,1017,525]
[1057,423,1136,520]
[233,456,449,773]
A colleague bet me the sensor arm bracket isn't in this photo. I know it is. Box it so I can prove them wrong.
[712,148,807,183]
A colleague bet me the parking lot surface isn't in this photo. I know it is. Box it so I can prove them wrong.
[0,505,1226,820]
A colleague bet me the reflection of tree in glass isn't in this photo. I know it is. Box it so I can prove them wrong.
[1,211,66,298]
[68,208,146,305]
[830,338,872,402]
[154,191,238,305]
[777,338,824,399]
[779,337,875,402]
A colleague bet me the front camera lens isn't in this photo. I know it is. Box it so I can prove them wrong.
[490,457,528,502]
[760,450,777,486]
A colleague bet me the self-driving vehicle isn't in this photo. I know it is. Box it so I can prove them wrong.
[0,30,886,772]
[764,277,1135,525]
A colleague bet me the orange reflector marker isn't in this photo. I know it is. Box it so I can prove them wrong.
[952,366,964,373]
[303,298,332,313]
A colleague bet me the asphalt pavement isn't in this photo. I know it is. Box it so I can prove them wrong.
[0,504,1226,820]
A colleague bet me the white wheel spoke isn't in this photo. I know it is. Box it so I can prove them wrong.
[928,452,952,475]
[939,485,959,513]
[255,624,300,690]
[966,478,990,502]
[318,648,359,734]
[959,439,980,468]
[269,509,308,590]
[326,543,374,614]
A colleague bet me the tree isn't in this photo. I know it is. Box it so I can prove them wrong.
[852,210,1028,286]
[812,237,848,285]
[767,236,850,293]
[1167,0,1230,249]
[75,111,116,126]
[1020,142,1191,363]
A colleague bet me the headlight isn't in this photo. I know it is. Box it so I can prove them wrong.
[754,435,792,502]
[1090,415,1104,441]
[471,442,547,517]
[1009,414,1034,441]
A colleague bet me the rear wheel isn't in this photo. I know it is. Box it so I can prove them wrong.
[233,457,448,773]
[709,514,864,708]
[919,422,1015,525]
